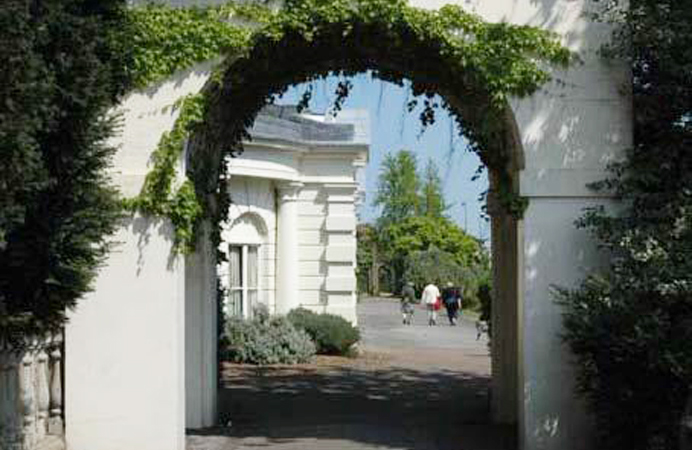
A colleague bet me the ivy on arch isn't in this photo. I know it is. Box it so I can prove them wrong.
[123,0,572,252]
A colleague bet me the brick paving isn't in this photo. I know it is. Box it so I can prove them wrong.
[186,297,514,450]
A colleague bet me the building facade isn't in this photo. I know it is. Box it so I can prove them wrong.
[218,105,368,322]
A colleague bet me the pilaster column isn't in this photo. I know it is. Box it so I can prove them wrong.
[276,181,303,315]
[487,174,519,425]
[323,183,358,323]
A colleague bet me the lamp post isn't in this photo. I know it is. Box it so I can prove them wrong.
[461,201,468,231]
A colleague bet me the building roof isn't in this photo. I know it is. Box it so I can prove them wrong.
[249,104,370,147]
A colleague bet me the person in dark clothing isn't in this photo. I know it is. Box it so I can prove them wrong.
[441,281,461,326]
[400,281,417,325]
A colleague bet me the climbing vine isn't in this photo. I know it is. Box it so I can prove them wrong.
[122,93,207,251]
[127,3,272,89]
[123,0,572,252]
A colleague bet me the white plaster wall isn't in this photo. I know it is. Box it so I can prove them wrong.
[301,157,359,183]
[323,184,358,324]
[521,199,608,450]
[296,185,328,308]
[185,221,217,430]
[295,181,359,325]
[228,146,299,181]
[65,219,185,450]
[66,64,214,450]
[109,62,213,197]
[224,146,364,324]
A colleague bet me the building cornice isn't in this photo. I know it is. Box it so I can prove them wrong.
[243,137,368,156]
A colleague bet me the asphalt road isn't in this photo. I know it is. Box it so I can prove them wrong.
[187,297,511,450]
[359,296,489,350]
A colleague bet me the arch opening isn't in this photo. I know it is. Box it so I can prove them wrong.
[183,25,525,437]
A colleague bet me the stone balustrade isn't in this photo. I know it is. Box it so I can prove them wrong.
[0,334,63,450]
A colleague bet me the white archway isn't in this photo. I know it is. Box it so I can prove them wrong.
[62,2,630,450]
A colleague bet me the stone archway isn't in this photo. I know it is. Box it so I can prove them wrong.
[180,12,529,432]
[63,2,630,450]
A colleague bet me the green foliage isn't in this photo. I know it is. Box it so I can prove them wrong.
[123,93,206,253]
[287,308,360,356]
[374,150,420,225]
[477,282,492,334]
[380,215,489,298]
[403,246,484,310]
[222,314,316,365]
[365,148,489,297]
[168,180,204,252]
[128,3,271,89]
[403,246,462,288]
[123,0,572,249]
[557,268,692,449]
[559,1,692,448]
[420,159,447,219]
[381,216,484,267]
[356,224,379,294]
[0,0,129,343]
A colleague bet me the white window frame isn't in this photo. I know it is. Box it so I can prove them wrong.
[229,243,261,318]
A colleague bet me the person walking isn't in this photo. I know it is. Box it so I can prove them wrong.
[421,282,441,326]
[400,281,416,325]
[441,281,461,326]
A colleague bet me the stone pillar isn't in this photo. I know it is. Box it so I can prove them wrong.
[0,347,23,450]
[66,218,187,450]
[275,181,303,315]
[488,175,519,425]
[47,344,63,436]
[185,221,217,429]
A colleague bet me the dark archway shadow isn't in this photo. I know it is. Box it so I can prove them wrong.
[188,361,516,450]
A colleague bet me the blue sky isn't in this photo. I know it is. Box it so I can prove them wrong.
[276,72,489,241]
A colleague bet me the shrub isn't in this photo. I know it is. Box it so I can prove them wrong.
[222,315,315,365]
[477,282,492,336]
[557,1,692,448]
[287,308,360,356]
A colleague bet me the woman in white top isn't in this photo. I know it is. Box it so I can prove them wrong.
[421,283,441,326]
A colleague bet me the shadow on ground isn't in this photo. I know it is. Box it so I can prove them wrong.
[187,357,516,450]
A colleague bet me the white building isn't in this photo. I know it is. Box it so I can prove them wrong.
[219,105,369,322]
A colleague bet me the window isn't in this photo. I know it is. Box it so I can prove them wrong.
[228,244,259,318]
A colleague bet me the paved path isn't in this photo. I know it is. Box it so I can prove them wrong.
[187,297,514,450]
[358,297,491,372]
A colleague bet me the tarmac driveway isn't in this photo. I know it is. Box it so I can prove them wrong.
[187,297,513,450]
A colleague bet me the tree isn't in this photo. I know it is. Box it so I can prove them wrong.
[403,245,462,287]
[368,150,489,297]
[379,215,489,298]
[374,150,420,225]
[559,1,692,448]
[420,158,447,218]
[0,0,131,344]
[356,223,381,295]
